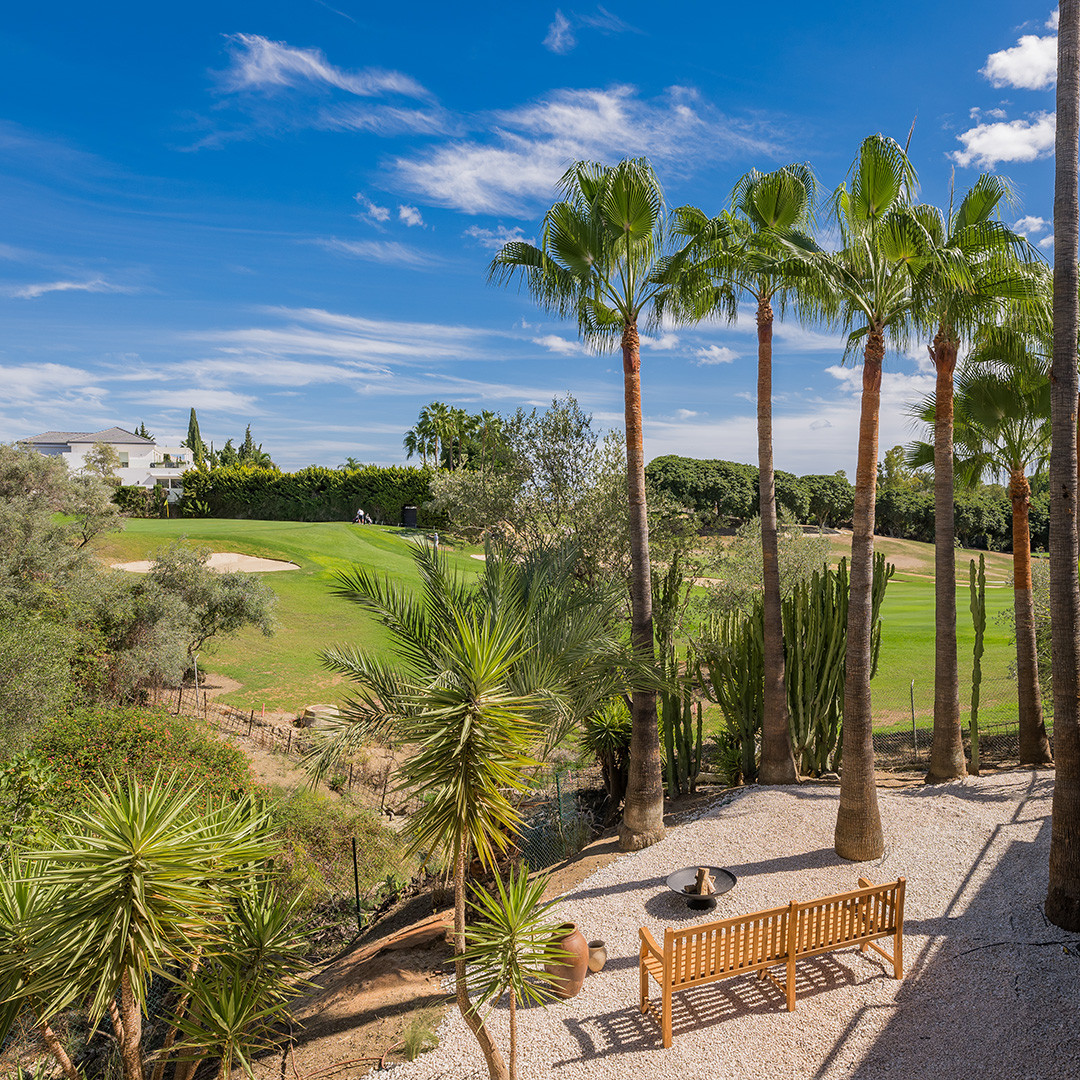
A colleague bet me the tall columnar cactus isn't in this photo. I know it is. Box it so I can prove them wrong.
[696,605,764,783]
[969,554,987,775]
[782,554,894,776]
[660,652,703,798]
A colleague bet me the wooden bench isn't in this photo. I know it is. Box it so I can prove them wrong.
[639,876,905,1046]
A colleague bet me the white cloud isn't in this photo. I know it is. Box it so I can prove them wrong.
[809,418,832,430]
[4,278,134,300]
[1014,215,1049,235]
[394,85,778,215]
[532,334,586,355]
[1040,234,1056,249]
[463,224,530,250]
[695,345,738,365]
[319,104,450,136]
[641,332,679,350]
[674,408,698,420]
[950,112,1056,168]
[132,388,259,413]
[310,237,440,269]
[982,33,1058,89]
[398,205,425,227]
[354,192,390,224]
[544,11,576,54]
[0,362,104,405]
[221,34,431,101]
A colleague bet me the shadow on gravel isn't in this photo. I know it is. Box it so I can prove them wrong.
[555,954,860,1062]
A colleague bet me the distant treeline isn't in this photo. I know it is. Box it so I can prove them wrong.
[645,455,1045,553]
[179,465,443,525]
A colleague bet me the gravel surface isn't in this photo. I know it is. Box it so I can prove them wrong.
[382,771,1080,1080]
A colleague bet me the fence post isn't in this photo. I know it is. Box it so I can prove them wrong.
[286,729,292,755]
[910,680,917,762]
[249,710,254,737]
[176,687,183,716]
[352,838,363,935]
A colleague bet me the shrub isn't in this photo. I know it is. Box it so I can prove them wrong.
[29,705,254,814]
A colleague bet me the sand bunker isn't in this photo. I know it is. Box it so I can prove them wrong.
[111,552,299,574]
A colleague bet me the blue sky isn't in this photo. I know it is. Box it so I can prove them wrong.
[0,2,1061,474]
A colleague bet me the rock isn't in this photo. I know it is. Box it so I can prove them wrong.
[298,704,343,729]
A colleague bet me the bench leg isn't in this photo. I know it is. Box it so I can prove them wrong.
[894,927,903,979]
[786,953,796,1011]
[662,984,672,1048]
[639,961,649,1014]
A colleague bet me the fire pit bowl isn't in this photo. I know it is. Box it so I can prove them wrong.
[665,866,737,911]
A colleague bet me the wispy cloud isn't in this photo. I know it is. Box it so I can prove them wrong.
[221,34,432,101]
[543,6,641,54]
[354,193,390,225]
[951,112,1056,168]
[4,278,135,300]
[544,11,576,54]
[533,334,586,355]
[309,237,441,269]
[398,205,425,227]
[0,362,105,406]
[394,85,780,215]
[463,224,531,250]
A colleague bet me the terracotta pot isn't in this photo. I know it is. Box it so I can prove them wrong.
[587,940,607,973]
[545,922,589,998]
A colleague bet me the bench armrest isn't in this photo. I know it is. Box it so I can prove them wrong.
[639,926,663,959]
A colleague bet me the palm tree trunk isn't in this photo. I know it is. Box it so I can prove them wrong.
[454,837,509,1080]
[119,968,145,1080]
[756,297,798,785]
[926,331,966,782]
[508,993,517,1080]
[618,320,665,852]
[835,328,885,861]
[1011,468,1052,765]
[1047,0,1080,932]
[38,1016,79,1080]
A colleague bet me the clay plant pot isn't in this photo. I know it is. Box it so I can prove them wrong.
[545,922,589,999]
[587,940,607,973]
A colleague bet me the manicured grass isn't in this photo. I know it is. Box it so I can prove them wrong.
[89,520,481,711]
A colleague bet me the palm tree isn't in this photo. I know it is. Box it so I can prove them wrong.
[911,358,1053,765]
[905,176,1035,783]
[822,135,919,861]
[489,158,715,850]
[307,543,629,1080]
[1048,0,1080,932]
[477,410,502,473]
[675,164,828,784]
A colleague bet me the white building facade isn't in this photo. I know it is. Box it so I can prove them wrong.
[22,427,189,502]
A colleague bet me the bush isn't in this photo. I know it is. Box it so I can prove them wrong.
[29,705,254,813]
[179,464,441,525]
[113,485,168,517]
[264,785,409,908]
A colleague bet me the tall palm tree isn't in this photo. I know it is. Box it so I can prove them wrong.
[911,358,1053,765]
[675,164,828,784]
[906,176,1035,783]
[489,158,716,850]
[1048,0,1080,932]
[307,543,630,1080]
[822,135,919,861]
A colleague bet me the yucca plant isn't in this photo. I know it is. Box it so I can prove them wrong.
[0,773,297,1080]
[462,868,568,1080]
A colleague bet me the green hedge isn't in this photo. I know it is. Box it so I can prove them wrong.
[178,464,442,525]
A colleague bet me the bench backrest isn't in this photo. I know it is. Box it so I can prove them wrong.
[792,878,905,958]
[665,903,790,988]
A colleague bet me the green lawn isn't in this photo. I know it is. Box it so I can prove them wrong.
[89,520,481,711]
[89,518,1027,731]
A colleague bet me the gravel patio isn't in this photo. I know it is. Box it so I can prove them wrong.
[383,770,1077,1080]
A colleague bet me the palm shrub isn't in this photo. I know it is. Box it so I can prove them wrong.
[0,774,306,1080]
[580,702,632,826]
[305,542,630,1080]
[462,868,568,1080]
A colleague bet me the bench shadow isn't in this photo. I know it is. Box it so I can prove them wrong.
[556,953,875,1064]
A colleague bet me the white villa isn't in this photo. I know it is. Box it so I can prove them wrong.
[21,427,189,502]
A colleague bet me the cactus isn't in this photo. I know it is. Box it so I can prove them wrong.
[696,605,764,783]
[782,554,894,776]
[659,648,704,798]
[969,554,986,775]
